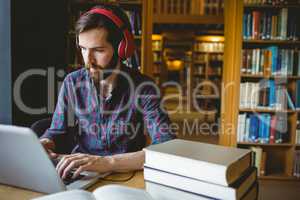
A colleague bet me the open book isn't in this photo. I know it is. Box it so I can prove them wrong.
[33,185,153,200]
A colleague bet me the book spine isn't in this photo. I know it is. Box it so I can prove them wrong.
[298,51,300,76]
[243,13,248,40]
[265,114,271,143]
[245,117,251,142]
[260,152,267,176]
[270,115,277,144]
[280,8,288,40]
[253,11,260,40]
[297,80,300,108]
[248,12,253,39]
[144,150,229,186]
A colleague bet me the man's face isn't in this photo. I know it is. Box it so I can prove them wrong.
[78,27,115,82]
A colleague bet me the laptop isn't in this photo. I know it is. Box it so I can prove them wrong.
[0,125,109,193]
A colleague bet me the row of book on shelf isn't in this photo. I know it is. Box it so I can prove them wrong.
[251,147,300,179]
[239,80,300,110]
[241,47,300,76]
[194,66,222,77]
[251,146,300,179]
[194,53,224,63]
[243,8,299,40]
[153,0,224,16]
[123,9,141,69]
[194,42,224,52]
[124,10,142,36]
[201,0,224,16]
[237,113,288,144]
[123,8,141,68]
[144,139,258,200]
[244,0,300,5]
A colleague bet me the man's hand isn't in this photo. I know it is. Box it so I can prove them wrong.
[40,138,58,159]
[55,153,113,179]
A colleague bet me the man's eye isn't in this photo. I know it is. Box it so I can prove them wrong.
[95,49,104,53]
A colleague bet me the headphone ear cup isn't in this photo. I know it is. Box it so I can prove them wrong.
[118,29,135,59]
[118,39,126,59]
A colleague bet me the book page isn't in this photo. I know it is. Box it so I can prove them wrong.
[32,190,96,200]
[93,185,153,200]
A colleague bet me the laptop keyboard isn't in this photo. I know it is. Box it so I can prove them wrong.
[51,158,85,185]
[63,172,85,185]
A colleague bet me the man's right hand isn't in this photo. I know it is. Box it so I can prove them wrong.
[40,138,58,159]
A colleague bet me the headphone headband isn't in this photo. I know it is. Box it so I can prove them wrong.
[88,8,124,29]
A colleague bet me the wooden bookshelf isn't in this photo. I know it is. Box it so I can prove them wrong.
[221,0,300,181]
[241,74,264,78]
[238,142,293,147]
[260,174,299,181]
[153,15,224,24]
[244,40,300,45]
[138,0,225,140]
[151,34,165,86]
[244,4,300,9]
[239,108,295,113]
[241,74,300,80]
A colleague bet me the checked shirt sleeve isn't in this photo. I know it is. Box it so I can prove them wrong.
[138,83,176,144]
[40,76,74,140]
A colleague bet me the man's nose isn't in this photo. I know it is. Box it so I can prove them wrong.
[86,50,95,65]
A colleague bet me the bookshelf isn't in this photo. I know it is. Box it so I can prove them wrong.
[152,34,165,87]
[221,0,300,181]
[192,35,224,125]
[146,1,224,140]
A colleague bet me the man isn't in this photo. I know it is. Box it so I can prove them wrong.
[40,4,175,180]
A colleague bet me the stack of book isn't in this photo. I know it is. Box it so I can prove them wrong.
[144,139,258,200]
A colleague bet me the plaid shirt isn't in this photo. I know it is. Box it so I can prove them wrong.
[41,65,175,155]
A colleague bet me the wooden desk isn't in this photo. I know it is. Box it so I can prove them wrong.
[0,170,144,200]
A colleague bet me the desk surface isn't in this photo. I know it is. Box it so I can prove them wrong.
[0,170,144,200]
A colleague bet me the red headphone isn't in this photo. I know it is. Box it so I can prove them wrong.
[87,8,136,60]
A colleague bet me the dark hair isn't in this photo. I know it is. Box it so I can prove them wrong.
[75,4,132,54]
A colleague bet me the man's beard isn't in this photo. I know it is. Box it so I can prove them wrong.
[88,53,119,84]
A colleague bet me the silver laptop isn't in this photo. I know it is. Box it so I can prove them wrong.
[0,125,109,193]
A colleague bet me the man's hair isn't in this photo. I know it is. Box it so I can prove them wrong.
[75,4,132,54]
